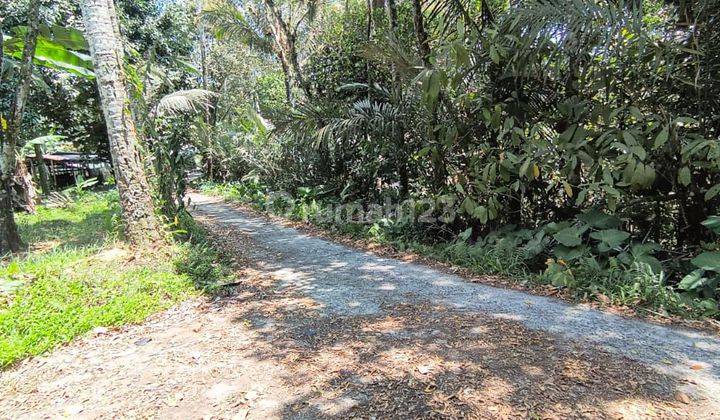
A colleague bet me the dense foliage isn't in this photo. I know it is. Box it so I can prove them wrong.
[194,0,720,317]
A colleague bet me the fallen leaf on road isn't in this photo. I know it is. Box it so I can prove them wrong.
[134,337,151,346]
[675,392,691,404]
[417,365,432,374]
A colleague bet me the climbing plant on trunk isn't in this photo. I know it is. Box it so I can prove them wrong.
[79,0,161,244]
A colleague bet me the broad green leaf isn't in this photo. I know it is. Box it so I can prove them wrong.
[630,243,663,274]
[553,226,584,247]
[523,233,548,259]
[635,254,663,274]
[691,252,720,272]
[678,166,691,186]
[622,130,637,146]
[545,261,574,287]
[630,242,661,256]
[574,188,588,206]
[39,25,89,51]
[462,197,476,214]
[631,163,656,188]
[577,209,621,229]
[543,221,572,234]
[590,229,630,249]
[519,158,531,178]
[4,34,94,78]
[553,245,587,261]
[679,269,709,291]
[473,206,488,224]
[702,216,720,235]
[653,126,669,150]
[458,228,472,242]
[631,145,646,160]
[705,184,720,201]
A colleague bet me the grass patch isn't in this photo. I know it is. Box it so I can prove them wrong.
[0,191,231,368]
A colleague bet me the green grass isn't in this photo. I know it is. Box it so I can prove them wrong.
[0,191,228,368]
[17,192,120,250]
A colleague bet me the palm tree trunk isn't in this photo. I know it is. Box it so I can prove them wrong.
[80,0,161,244]
[0,1,42,254]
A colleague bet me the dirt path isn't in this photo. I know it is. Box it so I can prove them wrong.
[2,193,719,419]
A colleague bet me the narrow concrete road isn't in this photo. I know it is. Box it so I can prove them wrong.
[189,193,720,412]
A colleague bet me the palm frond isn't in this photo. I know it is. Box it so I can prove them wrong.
[423,0,492,38]
[202,0,274,54]
[155,89,218,117]
[359,34,422,79]
[501,0,642,59]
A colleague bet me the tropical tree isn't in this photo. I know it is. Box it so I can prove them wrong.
[0,0,42,254]
[79,0,161,243]
[202,0,318,103]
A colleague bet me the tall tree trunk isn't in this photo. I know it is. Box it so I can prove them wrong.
[15,159,36,214]
[411,0,431,67]
[0,1,43,254]
[386,0,409,197]
[365,0,373,92]
[411,0,446,191]
[80,0,162,244]
[264,0,312,100]
[0,23,20,255]
[197,0,210,117]
[196,0,216,183]
[278,49,295,103]
[33,143,52,195]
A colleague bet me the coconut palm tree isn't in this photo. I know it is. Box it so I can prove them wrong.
[79,0,161,243]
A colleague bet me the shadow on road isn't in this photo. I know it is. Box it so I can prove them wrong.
[202,223,705,418]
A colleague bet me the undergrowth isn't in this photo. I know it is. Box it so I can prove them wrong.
[0,191,232,367]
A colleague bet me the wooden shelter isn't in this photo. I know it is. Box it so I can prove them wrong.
[26,152,111,189]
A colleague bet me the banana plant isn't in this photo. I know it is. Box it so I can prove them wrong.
[2,25,94,78]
